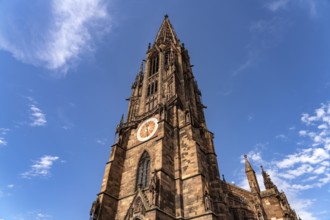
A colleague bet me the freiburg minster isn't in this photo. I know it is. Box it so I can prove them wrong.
[89,16,300,220]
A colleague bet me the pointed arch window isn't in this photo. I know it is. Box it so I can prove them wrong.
[146,81,158,97]
[136,151,150,190]
[149,55,159,76]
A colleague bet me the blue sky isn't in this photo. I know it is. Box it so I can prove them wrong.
[1,0,330,219]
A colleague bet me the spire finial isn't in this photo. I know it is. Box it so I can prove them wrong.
[260,165,265,172]
[140,61,143,72]
[155,15,179,45]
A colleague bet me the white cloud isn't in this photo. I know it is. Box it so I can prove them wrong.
[299,130,307,136]
[29,104,47,127]
[0,184,15,199]
[276,134,288,141]
[266,0,290,12]
[244,151,263,164]
[289,126,296,130]
[0,137,7,146]
[0,128,10,135]
[0,0,111,73]
[303,175,317,182]
[232,58,253,76]
[7,184,14,188]
[290,198,317,220]
[0,128,10,146]
[27,97,47,127]
[21,155,59,179]
[277,148,330,169]
[96,138,107,145]
[9,211,52,220]
[34,212,52,220]
[314,166,326,174]
[265,0,327,17]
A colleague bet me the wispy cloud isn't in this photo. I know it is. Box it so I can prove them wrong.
[57,107,74,130]
[232,57,254,76]
[96,138,108,145]
[288,126,296,130]
[29,104,47,127]
[0,128,10,146]
[266,0,290,11]
[275,102,330,188]
[276,134,288,141]
[21,155,59,179]
[265,0,328,17]
[9,211,52,220]
[232,17,291,76]
[7,184,14,188]
[0,183,14,198]
[33,212,52,220]
[27,97,47,127]
[0,0,111,73]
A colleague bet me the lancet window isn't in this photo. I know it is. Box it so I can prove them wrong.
[146,78,158,111]
[149,55,159,77]
[147,80,158,97]
[136,151,150,190]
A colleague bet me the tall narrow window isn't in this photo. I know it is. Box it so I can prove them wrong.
[149,55,159,76]
[151,83,154,95]
[164,51,169,67]
[155,81,158,93]
[136,151,150,190]
[146,81,158,98]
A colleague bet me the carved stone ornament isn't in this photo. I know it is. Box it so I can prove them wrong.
[124,189,151,220]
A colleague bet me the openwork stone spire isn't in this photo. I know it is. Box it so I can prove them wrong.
[154,15,180,45]
[261,165,275,190]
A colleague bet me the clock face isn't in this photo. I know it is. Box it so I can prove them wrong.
[137,118,158,142]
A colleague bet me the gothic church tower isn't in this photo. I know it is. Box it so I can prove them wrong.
[90,15,227,220]
[90,16,300,220]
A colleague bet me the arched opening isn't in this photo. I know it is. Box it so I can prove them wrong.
[149,54,159,76]
[136,151,150,190]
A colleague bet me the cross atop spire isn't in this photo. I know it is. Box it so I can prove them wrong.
[154,15,180,45]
